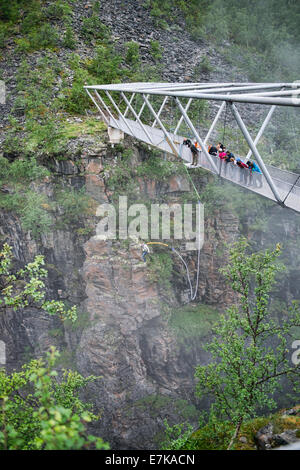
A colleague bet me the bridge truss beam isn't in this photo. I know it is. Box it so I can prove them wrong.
[85,82,300,213]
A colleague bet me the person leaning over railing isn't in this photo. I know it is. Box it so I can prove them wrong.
[223,150,235,176]
[208,144,218,156]
[236,157,250,185]
[247,160,263,188]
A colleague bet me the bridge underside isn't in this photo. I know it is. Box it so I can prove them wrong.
[85,82,300,213]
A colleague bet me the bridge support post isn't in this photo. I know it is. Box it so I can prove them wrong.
[246,104,276,160]
[85,89,109,126]
[124,93,135,118]
[120,92,155,145]
[105,91,136,137]
[142,94,180,157]
[174,98,193,135]
[229,102,283,205]
[204,101,226,145]
[152,96,168,128]
[94,91,120,128]
[137,94,149,119]
[175,97,219,174]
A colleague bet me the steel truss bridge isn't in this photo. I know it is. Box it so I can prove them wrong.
[85,82,300,213]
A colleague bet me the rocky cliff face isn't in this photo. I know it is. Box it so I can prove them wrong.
[1,0,300,450]
[0,138,243,448]
[1,130,300,449]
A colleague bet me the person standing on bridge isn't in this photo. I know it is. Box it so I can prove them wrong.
[190,142,199,166]
[183,139,199,166]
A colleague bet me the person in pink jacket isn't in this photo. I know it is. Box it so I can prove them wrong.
[218,149,227,160]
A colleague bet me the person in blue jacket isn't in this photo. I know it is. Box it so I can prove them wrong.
[247,160,263,188]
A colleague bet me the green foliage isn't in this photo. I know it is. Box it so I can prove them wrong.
[62,65,93,114]
[0,346,109,450]
[161,420,194,450]
[14,61,54,117]
[5,1,72,52]
[194,239,300,448]
[0,153,56,238]
[0,189,53,238]
[104,151,136,198]
[169,304,220,343]
[19,192,53,237]
[0,0,28,23]
[81,14,110,41]
[194,56,214,75]
[125,41,140,67]
[186,415,235,450]
[25,119,67,155]
[0,244,77,322]
[55,187,91,226]
[184,409,300,450]
[136,152,182,181]
[22,23,60,52]
[44,1,72,20]
[63,25,77,49]
[62,117,106,139]
[87,44,123,83]
[149,40,163,61]
[20,5,44,34]
[0,23,9,48]
[148,252,173,290]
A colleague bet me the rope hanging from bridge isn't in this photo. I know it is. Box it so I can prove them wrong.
[148,147,202,302]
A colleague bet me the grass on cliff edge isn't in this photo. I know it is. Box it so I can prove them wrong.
[184,406,300,450]
[61,117,107,140]
[169,304,220,343]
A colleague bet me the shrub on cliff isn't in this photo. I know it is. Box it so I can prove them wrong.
[194,239,300,449]
[0,346,109,450]
[0,243,77,323]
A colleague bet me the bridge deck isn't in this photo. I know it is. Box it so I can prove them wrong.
[110,117,300,212]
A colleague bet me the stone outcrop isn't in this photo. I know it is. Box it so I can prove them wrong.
[0,141,240,448]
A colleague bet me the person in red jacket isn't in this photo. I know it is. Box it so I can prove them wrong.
[236,158,249,185]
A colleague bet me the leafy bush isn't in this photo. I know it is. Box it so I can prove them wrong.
[136,152,179,181]
[25,118,67,154]
[0,156,50,183]
[0,23,9,48]
[20,7,43,34]
[0,0,21,22]
[149,39,163,61]
[44,1,72,20]
[161,421,194,450]
[125,41,140,67]
[0,346,109,450]
[148,252,173,290]
[62,66,92,114]
[81,14,110,41]
[27,23,60,50]
[63,25,76,49]
[20,191,53,238]
[55,187,91,226]
[87,44,123,83]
